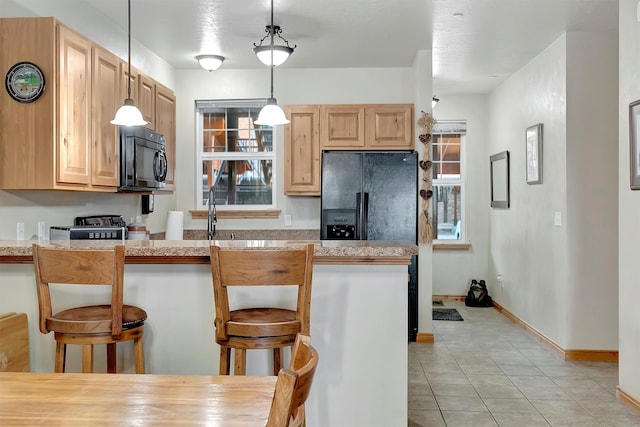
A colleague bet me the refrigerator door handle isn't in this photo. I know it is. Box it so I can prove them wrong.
[362,192,369,240]
[356,192,362,239]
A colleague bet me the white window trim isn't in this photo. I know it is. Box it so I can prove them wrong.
[432,121,466,243]
[195,99,276,211]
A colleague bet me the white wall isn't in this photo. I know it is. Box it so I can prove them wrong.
[487,31,618,350]
[432,95,490,295]
[618,0,640,402]
[565,32,618,350]
[170,67,416,233]
[488,36,570,346]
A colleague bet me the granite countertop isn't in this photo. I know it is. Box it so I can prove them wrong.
[0,239,418,263]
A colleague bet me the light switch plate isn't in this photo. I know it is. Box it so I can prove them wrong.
[284,214,292,227]
[16,222,24,240]
[554,212,562,227]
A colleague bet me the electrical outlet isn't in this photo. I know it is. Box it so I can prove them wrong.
[16,222,24,240]
[497,274,504,289]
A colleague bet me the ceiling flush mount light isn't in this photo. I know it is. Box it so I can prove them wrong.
[253,23,296,66]
[111,0,147,127]
[196,54,225,72]
[432,96,440,108]
[255,0,290,126]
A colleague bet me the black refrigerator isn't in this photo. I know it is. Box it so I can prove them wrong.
[321,151,419,341]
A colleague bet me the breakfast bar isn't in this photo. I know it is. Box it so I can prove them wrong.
[0,239,416,427]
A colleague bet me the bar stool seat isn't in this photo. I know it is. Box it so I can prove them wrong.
[32,244,146,374]
[210,244,314,376]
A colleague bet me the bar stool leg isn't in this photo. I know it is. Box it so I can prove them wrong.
[54,342,66,373]
[273,347,283,375]
[134,336,145,374]
[234,349,246,375]
[219,346,231,375]
[82,344,93,373]
[107,343,117,373]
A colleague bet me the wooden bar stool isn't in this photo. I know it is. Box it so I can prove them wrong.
[32,244,146,374]
[209,244,314,376]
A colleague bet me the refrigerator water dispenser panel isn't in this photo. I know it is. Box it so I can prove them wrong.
[322,209,357,239]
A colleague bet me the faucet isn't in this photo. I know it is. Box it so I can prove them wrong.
[207,185,217,240]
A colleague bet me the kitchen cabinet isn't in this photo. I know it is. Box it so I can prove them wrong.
[155,82,176,191]
[138,73,155,130]
[283,103,414,196]
[91,46,120,187]
[284,105,321,195]
[0,17,176,192]
[0,18,113,191]
[320,104,414,150]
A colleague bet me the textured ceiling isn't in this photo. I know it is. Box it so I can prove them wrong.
[19,0,621,95]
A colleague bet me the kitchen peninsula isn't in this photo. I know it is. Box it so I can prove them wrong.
[0,239,416,427]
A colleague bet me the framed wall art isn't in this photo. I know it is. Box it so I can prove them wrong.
[490,150,510,208]
[630,100,640,189]
[526,123,543,184]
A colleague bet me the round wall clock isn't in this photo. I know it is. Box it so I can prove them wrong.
[5,61,46,103]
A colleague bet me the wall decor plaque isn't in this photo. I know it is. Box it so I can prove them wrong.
[5,61,45,103]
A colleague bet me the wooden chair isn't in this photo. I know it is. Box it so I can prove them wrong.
[267,333,319,427]
[209,244,314,376]
[32,244,146,374]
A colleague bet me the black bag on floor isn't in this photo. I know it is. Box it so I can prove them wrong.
[465,279,493,307]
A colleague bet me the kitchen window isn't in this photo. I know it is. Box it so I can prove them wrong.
[432,121,466,241]
[195,100,276,211]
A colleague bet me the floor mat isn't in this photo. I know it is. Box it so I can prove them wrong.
[432,308,464,321]
[433,300,444,306]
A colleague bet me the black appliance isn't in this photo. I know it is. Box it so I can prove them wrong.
[50,215,127,240]
[119,126,167,191]
[321,151,419,341]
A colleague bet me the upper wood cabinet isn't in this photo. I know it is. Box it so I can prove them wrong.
[284,105,321,195]
[138,74,155,130]
[320,104,414,150]
[284,103,414,196]
[0,17,176,192]
[91,46,120,187]
[320,105,366,149]
[154,83,176,191]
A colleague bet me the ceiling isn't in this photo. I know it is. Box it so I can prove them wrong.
[56,0,621,95]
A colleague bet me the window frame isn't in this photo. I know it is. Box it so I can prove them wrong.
[431,121,466,243]
[195,99,276,211]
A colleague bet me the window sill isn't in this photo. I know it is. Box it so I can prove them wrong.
[432,243,472,251]
[190,210,281,220]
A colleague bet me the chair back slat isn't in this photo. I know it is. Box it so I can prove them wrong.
[266,334,319,427]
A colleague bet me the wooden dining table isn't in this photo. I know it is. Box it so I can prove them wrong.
[0,372,277,426]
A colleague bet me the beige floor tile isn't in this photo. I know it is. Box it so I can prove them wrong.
[474,384,525,399]
[430,383,479,398]
[408,409,446,427]
[408,393,438,410]
[441,410,499,426]
[482,397,538,413]
[491,412,550,427]
[435,395,488,412]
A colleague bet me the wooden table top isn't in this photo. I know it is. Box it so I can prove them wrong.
[0,372,277,426]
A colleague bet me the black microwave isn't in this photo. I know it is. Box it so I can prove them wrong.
[119,126,167,191]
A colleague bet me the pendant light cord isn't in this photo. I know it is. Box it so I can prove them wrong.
[269,0,274,99]
[127,0,132,100]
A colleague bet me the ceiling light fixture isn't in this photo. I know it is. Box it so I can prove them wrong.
[111,0,147,127]
[253,23,296,66]
[432,96,440,108]
[196,54,225,72]
[254,0,290,126]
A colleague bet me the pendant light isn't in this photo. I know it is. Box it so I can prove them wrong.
[111,0,147,127]
[253,25,296,67]
[254,0,290,126]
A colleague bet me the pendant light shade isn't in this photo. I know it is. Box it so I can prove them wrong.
[255,98,289,126]
[196,54,225,71]
[112,0,147,127]
[254,0,290,127]
[112,98,147,126]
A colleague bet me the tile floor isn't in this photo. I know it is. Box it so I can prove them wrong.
[408,302,640,426]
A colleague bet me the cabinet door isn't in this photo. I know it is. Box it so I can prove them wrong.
[138,74,155,130]
[284,105,321,195]
[320,105,365,149]
[91,46,120,187]
[57,24,92,185]
[155,83,176,191]
[365,104,414,149]
[120,62,138,105]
